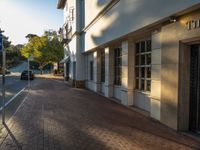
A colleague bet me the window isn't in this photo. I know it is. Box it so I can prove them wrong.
[90,61,93,80]
[114,48,122,85]
[135,40,151,92]
[69,7,74,21]
[101,51,105,82]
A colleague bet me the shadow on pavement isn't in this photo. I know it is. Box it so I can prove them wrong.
[3,123,23,150]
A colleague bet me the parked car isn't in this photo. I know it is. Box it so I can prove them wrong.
[21,70,34,80]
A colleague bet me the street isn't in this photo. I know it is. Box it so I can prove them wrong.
[0,62,30,124]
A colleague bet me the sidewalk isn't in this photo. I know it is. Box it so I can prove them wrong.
[0,78,200,150]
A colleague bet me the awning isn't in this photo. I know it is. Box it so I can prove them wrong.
[60,56,70,64]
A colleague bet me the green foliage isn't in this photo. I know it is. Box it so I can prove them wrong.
[20,30,64,70]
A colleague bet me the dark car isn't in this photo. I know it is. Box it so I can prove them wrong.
[21,70,34,80]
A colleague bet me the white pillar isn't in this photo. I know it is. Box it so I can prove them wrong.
[121,41,134,106]
[93,51,101,92]
[150,30,161,121]
[104,47,114,97]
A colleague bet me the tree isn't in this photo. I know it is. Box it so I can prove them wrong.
[20,30,64,74]
[25,34,38,41]
[45,30,64,71]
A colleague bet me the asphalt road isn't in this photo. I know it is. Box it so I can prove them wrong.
[0,62,32,124]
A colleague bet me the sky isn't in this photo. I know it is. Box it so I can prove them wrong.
[0,0,63,45]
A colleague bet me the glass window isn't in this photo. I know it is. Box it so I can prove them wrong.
[135,55,139,66]
[90,61,93,80]
[146,40,151,52]
[141,41,145,52]
[101,51,105,82]
[141,55,145,65]
[114,48,122,85]
[141,79,145,91]
[135,40,152,92]
[135,67,139,77]
[146,80,151,92]
[146,53,151,65]
[136,43,140,54]
[141,67,145,78]
[136,79,139,89]
[147,67,151,78]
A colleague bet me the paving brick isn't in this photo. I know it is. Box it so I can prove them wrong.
[0,78,199,150]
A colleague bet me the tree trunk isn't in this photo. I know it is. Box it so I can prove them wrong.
[57,62,60,73]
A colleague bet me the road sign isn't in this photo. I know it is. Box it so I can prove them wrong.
[0,34,2,51]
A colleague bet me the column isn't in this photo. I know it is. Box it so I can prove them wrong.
[150,30,162,121]
[160,24,179,130]
[121,41,134,106]
[93,50,101,92]
[104,47,114,97]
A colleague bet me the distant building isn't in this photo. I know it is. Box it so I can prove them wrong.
[57,0,200,133]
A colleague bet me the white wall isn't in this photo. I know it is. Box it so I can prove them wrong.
[84,0,200,51]
[84,0,110,26]
[68,37,77,79]
[64,0,77,33]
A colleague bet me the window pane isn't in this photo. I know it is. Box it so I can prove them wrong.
[141,55,145,65]
[146,40,151,52]
[146,53,151,65]
[136,79,139,89]
[141,41,145,52]
[114,48,122,85]
[90,61,93,80]
[135,55,139,65]
[146,80,151,91]
[141,67,145,78]
[136,43,140,54]
[135,67,139,77]
[101,51,105,82]
[134,40,152,92]
[141,79,145,91]
[147,67,151,78]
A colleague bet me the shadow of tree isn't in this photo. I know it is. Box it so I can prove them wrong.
[91,0,200,46]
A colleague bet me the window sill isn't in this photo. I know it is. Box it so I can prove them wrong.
[114,85,122,88]
[134,90,151,96]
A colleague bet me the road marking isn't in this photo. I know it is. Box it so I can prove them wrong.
[0,86,27,112]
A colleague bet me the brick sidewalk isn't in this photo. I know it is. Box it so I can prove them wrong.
[0,78,200,150]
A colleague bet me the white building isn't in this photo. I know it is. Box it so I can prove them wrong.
[57,0,200,134]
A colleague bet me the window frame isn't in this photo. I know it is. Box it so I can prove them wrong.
[90,61,94,81]
[114,48,122,85]
[135,39,152,92]
[101,50,105,83]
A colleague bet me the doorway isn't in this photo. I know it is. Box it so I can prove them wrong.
[190,44,200,133]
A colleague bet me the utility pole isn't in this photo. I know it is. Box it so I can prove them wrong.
[0,28,6,124]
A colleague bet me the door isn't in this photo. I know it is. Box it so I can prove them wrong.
[190,44,200,133]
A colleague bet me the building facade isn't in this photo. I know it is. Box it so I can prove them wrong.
[57,0,200,133]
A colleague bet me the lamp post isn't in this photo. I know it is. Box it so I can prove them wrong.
[0,28,6,124]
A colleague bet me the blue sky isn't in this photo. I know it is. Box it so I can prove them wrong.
[0,0,63,45]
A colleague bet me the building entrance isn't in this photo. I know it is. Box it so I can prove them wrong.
[190,44,200,134]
